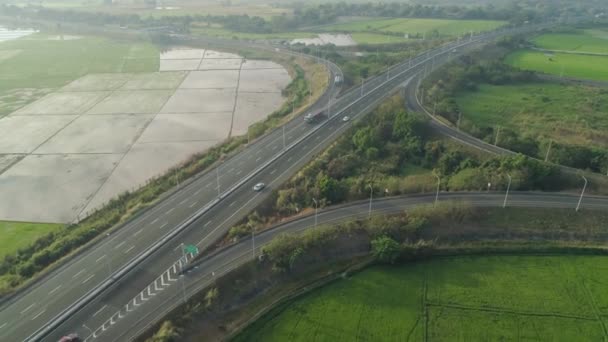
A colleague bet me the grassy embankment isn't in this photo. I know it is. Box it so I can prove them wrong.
[505,28,608,81]
[455,82,608,150]
[235,254,608,341]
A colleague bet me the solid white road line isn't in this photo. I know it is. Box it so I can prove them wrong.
[72,269,86,279]
[49,285,62,295]
[20,303,35,315]
[124,245,135,254]
[92,305,107,317]
[82,274,95,284]
[31,309,46,321]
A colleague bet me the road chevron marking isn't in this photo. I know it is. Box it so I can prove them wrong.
[85,254,198,340]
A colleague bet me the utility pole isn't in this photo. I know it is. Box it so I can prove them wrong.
[576,175,587,212]
[434,174,440,206]
[312,198,318,227]
[360,77,364,98]
[179,243,187,304]
[368,184,373,218]
[251,223,256,260]
[457,112,462,130]
[494,126,501,146]
[545,140,553,162]
[503,174,512,208]
[282,125,286,150]
[216,167,221,197]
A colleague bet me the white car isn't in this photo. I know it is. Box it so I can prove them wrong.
[342,116,350,122]
[253,183,265,192]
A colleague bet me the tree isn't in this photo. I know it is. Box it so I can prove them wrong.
[371,236,401,264]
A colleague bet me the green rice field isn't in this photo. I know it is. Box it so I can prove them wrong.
[0,33,159,91]
[505,49,608,81]
[532,28,608,54]
[0,221,64,259]
[234,255,608,341]
[323,18,506,37]
[455,82,608,148]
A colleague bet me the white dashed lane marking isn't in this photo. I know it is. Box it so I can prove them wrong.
[82,274,95,284]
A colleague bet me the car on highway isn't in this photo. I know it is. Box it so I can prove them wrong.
[253,183,265,192]
[342,116,350,122]
[59,333,80,342]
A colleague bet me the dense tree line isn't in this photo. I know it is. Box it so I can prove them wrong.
[4,0,603,36]
[228,94,566,240]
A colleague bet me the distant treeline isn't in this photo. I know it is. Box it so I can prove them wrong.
[1,0,599,35]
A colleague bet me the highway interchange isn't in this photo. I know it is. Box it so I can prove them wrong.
[0,20,598,342]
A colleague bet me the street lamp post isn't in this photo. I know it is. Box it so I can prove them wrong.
[282,125,286,150]
[312,198,318,227]
[360,78,365,98]
[434,174,441,207]
[503,174,512,208]
[576,175,588,212]
[216,167,221,198]
[368,184,373,218]
[179,243,187,304]
[251,223,256,260]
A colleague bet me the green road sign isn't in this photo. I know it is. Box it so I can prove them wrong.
[184,244,199,255]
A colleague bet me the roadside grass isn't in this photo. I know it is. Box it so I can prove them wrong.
[455,82,608,149]
[504,49,608,81]
[235,255,608,341]
[532,30,608,54]
[323,18,506,36]
[0,221,64,259]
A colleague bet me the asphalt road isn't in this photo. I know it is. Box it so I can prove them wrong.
[0,22,552,342]
[81,191,608,341]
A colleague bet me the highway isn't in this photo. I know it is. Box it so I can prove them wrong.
[0,22,553,342]
[72,192,608,341]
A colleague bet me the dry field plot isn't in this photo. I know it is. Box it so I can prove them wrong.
[0,48,290,223]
